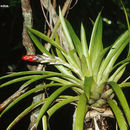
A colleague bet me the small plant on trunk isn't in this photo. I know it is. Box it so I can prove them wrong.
[0,8,130,130]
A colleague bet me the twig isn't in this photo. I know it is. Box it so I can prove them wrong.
[21,0,35,55]
[40,1,53,30]
[69,0,78,10]
[0,88,27,111]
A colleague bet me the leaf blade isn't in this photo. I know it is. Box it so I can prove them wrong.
[108,99,127,130]
[109,81,130,125]
[36,85,73,127]
[74,93,88,130]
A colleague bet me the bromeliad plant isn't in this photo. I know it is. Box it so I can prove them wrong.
[0,8,130,130]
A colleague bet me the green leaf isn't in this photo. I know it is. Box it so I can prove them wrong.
[7,99,45,130]
[121,1,130,37]
[0,71,45,80]
[81,24,92,75]
[36,85,73,127]
[81,55,89,76]
[93,46,110,81]
[28,31,51,55]
[63,52,82,78]
[89,12,103,69]
[98,30,129,84]
[65,19,82,58]
[0,83,62,117]
[20,73,76,89]
[59,10,81,69]
[109,63,127,82]
[55,34,66,61]
[47,77,72,84]
[59,8,74,50]
[67,50,81,69]
[112,56,130,69]
[28,28,65,53]
[119,82,130,88]
[0,75,38,88]
[103,39,129,82]
[108,99,127,130]
[55,65,73,77]
[74,93,88,130]
[84,76,93,100]
[20,75,52,88]
[47,96,79,117]
[109,81,130,126]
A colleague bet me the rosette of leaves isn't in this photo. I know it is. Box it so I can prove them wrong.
[0,8,130,130]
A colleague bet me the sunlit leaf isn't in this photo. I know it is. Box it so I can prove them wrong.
[28,31,50,55]
[0,83,62,117]
[81,55,89,76]
[0,75,38,88]
[59,8,74,50]
[7,99,45,130]
[36,85,73,127]
[28,28,65,53]
[109,81,130,125]
[65,19,82,58]
[109,63,127,82]
[112,56,130,69]
[108,99,127,130]
[74,93,88,130]
[84,76,93,100]
[89,12,103,70]
[55,34,66,61]
[93,46,110,81]
[119,82,130,88]
[47,96,79,117]
[81,24,92,76]
[0,71,45,80]
[98,30,129,84]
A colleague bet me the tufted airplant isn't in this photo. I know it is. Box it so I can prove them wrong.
[0,8,130,130]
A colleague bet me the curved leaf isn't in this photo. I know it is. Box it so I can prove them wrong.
[89,12,103,69]
[7,99,45,130]
[74,93,88,130]
[20,73,76,88]
[59,8,74,50]
[65,19,82,58]
[93,46,110,80]
[112,56,130,69]
[108,99,127,130]
[109,81,130,125]
[0,71,45,80]
[102,38,129,82]
[109,63,127,82]
[36,85,73,127]
[0,75,38,88]
[28,28,65,53]
[119,82,130,88]
[84,76,93,100]
[81,55,89,77]
[0,83,62,117]
[47,77,72,84]
[98,30,129,84]
[28,31,50,55]
[55,34,66,61]
[81,24,92,75]
[47,96,79,117]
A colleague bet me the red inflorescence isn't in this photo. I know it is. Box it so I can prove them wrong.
[22,55,38,62]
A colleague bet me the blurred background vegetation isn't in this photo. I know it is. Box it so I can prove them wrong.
[0,0,129,129]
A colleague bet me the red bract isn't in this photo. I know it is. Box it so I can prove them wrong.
[22,55,38,62]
